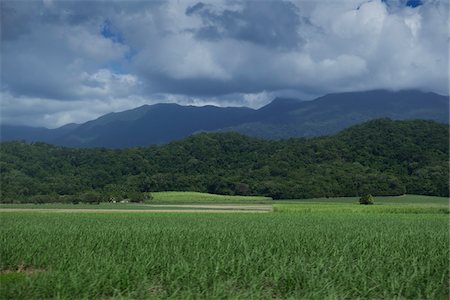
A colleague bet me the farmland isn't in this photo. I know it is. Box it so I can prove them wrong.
[1,195,448,299]
[151,191,272,204]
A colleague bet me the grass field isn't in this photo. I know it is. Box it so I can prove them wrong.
[150,191,272,203]
[273,195,449,214]
[1,194,448,299]
[277,194,449,205]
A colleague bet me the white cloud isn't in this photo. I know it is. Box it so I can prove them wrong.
[0,0,448,127]
[79,69,139,98]
[1,22,129,100]
[0,92,151,128]
[134,34,231,81]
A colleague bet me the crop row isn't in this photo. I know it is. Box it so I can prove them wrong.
[1,211,448,299]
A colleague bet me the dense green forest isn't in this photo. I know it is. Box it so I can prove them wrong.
[0,119,448,202]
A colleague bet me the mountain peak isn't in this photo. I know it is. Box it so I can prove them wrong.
[263,97,302,106]
[1,90,447,148]
[258,97,302,112]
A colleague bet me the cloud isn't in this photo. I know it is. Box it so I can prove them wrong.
[1,20,130,100]
[130,0,448,96]
[0,92,150,128]
[0,0,448,127]
[185,1,304,50]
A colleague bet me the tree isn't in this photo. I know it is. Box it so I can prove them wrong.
[30,195,46,204]
[234,183,250,195]
[359,194,374,205]
[128,191,147,203]
[81,191,101,205]
[0,120,448,201]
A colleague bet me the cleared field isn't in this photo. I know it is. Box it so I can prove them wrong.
[0,207,270,213]
[1,195,448,299]
[0,192,273,209]
[0,203,165,210]
[0,203,273,213]
[150,191,272,203]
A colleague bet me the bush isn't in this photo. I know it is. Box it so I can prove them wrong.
[359,194,374,205]
[30,194,61,204]
[80,191,101,205]
[234,183,250,196]
[66,195,81,205]
[128,192,147,203]
[30,195,47,204]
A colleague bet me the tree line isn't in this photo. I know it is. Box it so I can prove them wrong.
[0,119,448,203]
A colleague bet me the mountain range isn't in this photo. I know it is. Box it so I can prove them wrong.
[1,90,448,148]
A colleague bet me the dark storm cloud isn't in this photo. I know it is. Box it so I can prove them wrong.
[0,0,138,101]
[0,0,163,41]
[186,1,304,49]
[0,1,39,41]
[0,0,448,128]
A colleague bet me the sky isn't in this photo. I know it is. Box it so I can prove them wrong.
[0,0,448,128]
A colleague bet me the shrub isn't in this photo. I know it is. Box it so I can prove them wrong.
[30,195,47,204]
[80,191,101,205]
[128,192,146,203]
[359,194,374,205]
[66,195,81,205]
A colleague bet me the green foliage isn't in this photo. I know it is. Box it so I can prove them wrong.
[359,194,374,205]
[29,195,49,204]
[0,119,448,202]
[1,208,448,299]
[127,192,147,203]
[80,191,101,205]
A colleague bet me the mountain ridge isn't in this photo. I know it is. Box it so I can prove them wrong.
[1,89,448,148]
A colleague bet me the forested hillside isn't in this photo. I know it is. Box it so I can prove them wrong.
[1,119,448,202]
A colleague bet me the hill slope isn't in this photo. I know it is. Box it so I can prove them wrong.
[1,119,448,201]
[1,90,448,147]
[0,123,79,142]
[222,90,449,138]
[57,104,253,147]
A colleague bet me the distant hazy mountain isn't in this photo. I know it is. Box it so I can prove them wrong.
[57,104,253,148]
[221,90,449,139]
[0,123,79,143]
[1,90,448,148]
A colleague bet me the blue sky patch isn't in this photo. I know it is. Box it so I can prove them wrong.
[406,0,422,8]
[101,19,124,44]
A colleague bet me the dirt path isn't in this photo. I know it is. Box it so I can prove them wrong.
[0,208,270,213]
